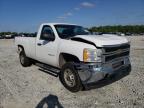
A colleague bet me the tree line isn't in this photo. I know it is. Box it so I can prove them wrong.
[89,25,144,34]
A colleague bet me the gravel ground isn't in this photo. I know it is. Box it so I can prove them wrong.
[0,36,144,108]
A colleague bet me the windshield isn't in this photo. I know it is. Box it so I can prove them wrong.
[54,25,89,39]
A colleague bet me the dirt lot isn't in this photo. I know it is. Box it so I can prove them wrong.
[0,36,144,108]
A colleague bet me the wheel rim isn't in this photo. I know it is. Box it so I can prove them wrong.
[64,69,76,87]
[20,54,25,64]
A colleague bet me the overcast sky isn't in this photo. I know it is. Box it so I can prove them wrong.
[0,0,144,32]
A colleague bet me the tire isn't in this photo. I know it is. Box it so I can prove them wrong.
[59,62,82,92]
[19,50,32,67]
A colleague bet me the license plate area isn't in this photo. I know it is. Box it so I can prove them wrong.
[112,61,124,69]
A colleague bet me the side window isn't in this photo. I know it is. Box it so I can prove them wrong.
[40,25,55,41]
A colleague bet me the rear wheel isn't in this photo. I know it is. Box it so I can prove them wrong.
[19,50,32,67]
[59,62,82,92]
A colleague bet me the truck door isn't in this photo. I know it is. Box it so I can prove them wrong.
[36,25,58,67]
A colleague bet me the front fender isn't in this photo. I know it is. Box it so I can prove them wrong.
[58,39,96,61]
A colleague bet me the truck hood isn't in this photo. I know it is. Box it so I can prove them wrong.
[71,34,129,47]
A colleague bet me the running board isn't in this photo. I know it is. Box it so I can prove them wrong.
[35,63,60,77]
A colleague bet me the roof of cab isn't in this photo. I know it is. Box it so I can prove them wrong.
[41,23,78,26]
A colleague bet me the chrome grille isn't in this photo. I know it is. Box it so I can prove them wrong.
[102,44,130,62]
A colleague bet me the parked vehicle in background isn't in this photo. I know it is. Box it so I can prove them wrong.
[4,35,13,39]
[15,23,131,92]
[115,32,125,36]
[125,32,132,36]
[0,36,3,39]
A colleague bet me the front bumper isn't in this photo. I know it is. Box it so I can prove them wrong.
[74,57,131,87]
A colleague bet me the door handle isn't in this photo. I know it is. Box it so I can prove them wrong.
[37,43,42,46]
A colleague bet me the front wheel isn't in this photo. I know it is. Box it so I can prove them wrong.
[59,62,82,92]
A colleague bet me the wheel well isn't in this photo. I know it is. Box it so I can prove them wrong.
[18,45,24,53]
[59,53,80,68]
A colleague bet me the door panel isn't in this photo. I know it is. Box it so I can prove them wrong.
[36,25,58,67]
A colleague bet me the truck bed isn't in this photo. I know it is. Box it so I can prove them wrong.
[15,37,36,59]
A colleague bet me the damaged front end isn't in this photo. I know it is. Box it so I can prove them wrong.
[75,43,131,88]
[74,57,131,86]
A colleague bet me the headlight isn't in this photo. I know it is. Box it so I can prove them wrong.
[83,48,102,62]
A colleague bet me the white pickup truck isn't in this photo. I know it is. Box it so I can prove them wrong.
[15,23,131,92]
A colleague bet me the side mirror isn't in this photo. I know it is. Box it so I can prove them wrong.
[42,33,55,41]
[47,33,55,41]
